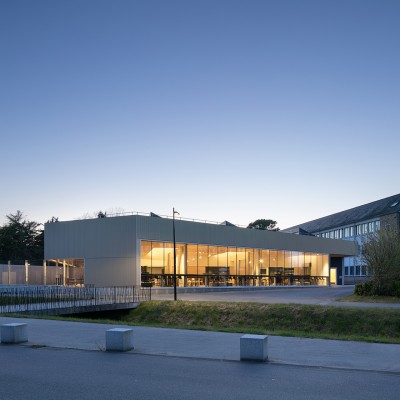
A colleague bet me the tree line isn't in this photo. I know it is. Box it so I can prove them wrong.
[0,211,44,262]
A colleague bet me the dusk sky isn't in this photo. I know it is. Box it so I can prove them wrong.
[1,0,399,229]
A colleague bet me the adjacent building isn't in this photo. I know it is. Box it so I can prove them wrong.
[282,193,400,284]
[44,213,357,288]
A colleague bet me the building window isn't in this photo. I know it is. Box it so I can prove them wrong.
[368,222,374,233]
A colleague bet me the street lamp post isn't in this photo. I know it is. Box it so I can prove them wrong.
[173,208,179,301]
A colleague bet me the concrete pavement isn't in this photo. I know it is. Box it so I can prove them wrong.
[151,285,400,308]
[1,316,400,374]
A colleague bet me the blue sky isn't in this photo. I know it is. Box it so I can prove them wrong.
[1,0,399,229]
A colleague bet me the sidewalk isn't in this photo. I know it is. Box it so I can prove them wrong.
[1,316,400,373]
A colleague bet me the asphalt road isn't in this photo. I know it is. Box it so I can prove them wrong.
[2,345,400,400]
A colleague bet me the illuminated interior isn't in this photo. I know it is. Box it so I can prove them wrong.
[141,241,329,287]
[46,259,84,286]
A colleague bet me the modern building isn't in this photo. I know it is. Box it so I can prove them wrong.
[44,213,357,288]
[282,193,400,284]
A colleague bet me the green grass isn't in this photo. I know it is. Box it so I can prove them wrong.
[114,301,400,344]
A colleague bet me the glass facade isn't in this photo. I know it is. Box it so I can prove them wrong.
[141,241,329,287]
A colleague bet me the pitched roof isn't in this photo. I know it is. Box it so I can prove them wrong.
[282,193,400,234]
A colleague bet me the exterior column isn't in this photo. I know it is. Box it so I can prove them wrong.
[25,260,29,286]
[63,260,66,286]
[43,260,47,286]
[8,260,11,285]
[328,257,331,287]
[136,239,142,287]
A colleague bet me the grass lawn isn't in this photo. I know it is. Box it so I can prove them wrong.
[108,300,400,344]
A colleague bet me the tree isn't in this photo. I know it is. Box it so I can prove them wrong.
[360,228,400,296]
[0,211,44,262]
[247,219,279,231]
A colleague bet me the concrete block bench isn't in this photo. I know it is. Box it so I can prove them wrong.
[106,328,134,352]
[240,334,268,362]
[1,323,28,344]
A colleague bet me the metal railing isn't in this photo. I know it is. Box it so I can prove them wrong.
[0,286,151,314]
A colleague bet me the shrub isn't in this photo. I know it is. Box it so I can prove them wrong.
[354,283,365,296]
[354,280,376,296]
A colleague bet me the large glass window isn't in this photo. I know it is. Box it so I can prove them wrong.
[254,249,262,275]
[237,248,246,275]
[207,246,219,273]
[247,249,254,275]
[284,251,292,270]
[141,241,152,274]
[227,247,237,275]
[198,245,208,276]
[187,244,198,275]
[163,243,173,274]
[141,241,330,287]
[270,250,278,269]
[217,247,228,271]
[277,251,285,269]
[260,250,269,274]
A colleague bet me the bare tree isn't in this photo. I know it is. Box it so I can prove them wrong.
[362,228,400,295]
